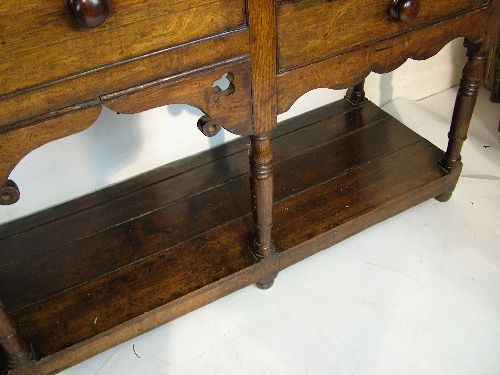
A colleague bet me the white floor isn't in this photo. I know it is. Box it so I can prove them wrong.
[45,87,500,375]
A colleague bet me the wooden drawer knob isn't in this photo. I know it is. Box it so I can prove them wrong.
[390,0,420,22]
[68,0,110,28]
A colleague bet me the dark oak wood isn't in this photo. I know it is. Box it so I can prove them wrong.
[0,301,31,371]
[249,132,277,289]
[436,39,488,201]
[246,0,279,286]
[0,0,498,372]
[0,100,459,374]
[345,79,367,105]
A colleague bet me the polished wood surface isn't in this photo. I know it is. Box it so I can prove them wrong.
[246,0,279,286]
[0,30,249,129]
[0,301,31,372]
[0,100,458,374]
[103,58,254,136]
[277,0,488,71]
[436,39,488,201]
[0,106,103,205]
[0,0,245,97]
[277,8,490,113]
[0,0,498,372]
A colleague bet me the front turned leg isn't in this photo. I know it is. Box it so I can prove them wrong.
[0,301,33,372]
[436,39,487,202]
[249,132,277,289]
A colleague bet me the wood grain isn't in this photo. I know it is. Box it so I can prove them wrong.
[0,102,387,312]
[247,0,277,134]
[0,106,102,194]
[246,0,279,286]
[103,57,253,136]
[0,0,246,97]
[0,100,457,374]
[0,100,382,244]
[277,8,489,113]
[0,30,250,129]
[0,0,497,371]
[277,0,488,71]
[437,39,488,201]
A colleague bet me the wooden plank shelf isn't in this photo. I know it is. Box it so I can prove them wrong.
[0,99,459,375]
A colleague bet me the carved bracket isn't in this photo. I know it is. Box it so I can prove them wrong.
[196,71,237,137]
[102,58,253,137]
[0,59,253,205]
[277,9,489,113]
[0,106,102,206]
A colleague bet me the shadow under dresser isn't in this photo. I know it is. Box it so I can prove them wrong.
[0,0,498,373]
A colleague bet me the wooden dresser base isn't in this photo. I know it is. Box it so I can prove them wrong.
[0,99,459,375]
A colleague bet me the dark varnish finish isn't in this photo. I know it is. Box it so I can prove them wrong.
[437,39,488,201]
[0,0,498,372]
[246,0,279,287]
[1,101,459,374]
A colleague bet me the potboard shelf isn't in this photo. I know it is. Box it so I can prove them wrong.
[0,99,458,374]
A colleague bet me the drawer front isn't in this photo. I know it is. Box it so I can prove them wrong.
[277,0,489,71]
[0,0,246,97]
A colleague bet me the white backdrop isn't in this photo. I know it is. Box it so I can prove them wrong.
[0,39,467,224]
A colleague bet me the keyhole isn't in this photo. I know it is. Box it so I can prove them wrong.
[212,72,235,96]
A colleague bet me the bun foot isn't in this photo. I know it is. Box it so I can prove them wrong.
[435,191,453,202]
[256,274,277,290]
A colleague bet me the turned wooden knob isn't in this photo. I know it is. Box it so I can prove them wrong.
[390,0,420,22]
[68,0,110,28]
[197,115,221,137]
[0,180,20,205]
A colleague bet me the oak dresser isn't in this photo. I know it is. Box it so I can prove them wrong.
[0,0,498,373]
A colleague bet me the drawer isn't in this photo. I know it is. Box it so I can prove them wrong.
[277,0,489,71]
[0,0,246,97]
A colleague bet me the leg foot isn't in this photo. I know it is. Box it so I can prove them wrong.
[256,275,276,290]
[249,132,278,289]
[435,191,453,202]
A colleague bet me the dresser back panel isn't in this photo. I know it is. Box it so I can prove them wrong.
[0,0,246,97]
[277,0,489,71]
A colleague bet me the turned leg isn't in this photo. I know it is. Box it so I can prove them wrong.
[0,301,32,371]
[436,39,487,202]
[345,79,367,105]
[249,132,277,289]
